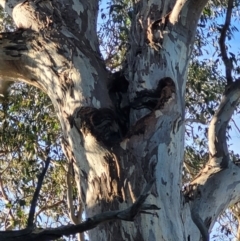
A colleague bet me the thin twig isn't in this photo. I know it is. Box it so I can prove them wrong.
[35,200,64,218]
[27,157,51,228]
[219,0,234,84]
[231,118,240,134]
[185,118,206,125]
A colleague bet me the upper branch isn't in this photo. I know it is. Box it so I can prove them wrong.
[169,0,189,24]
[208,79,240,168]
[168,0,210,46]
[0,31,46,91]
[219,0,234,85]
[170,0,210,24]
[0,1,109,107]
[0,0,100,51]
[187,79,240,241]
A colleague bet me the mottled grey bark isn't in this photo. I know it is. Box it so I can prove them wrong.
[1,0,240,241]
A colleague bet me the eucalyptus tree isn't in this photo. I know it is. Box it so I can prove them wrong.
[0,0,240,241]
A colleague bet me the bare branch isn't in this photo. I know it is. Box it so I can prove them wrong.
[186,79,240,182]
[231,117,240,134]
[27,157,51,228]
[0,179,159,241]
[35,200,64,218]
[169,0,189,24]
[185,118,206,125]
[219,0,234,84]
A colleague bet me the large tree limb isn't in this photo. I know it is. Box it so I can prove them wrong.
[208,79,240,168]
[0,30,50,92]
[0,179,159,241]
[169,0,189,24]
[170,0,209,30]
[0,1,108,105]
[186,79,240,241]
[0,0,99,38]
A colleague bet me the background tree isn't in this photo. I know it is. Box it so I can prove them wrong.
[0,0,240,241]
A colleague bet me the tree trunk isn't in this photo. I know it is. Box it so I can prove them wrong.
[1,1,240,241]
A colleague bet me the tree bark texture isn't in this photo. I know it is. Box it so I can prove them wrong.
[1,0,240,241]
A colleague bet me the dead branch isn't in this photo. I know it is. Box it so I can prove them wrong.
[231,117,240,134]
[27,157,51,228]
[219,0,234,84]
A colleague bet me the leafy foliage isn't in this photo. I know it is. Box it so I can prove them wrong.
[98,0,132,71]
[0,7,15,32]
[0,83,70,231]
